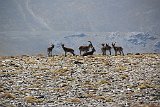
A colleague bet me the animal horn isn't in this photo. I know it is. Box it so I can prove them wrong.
[88,41,92,44]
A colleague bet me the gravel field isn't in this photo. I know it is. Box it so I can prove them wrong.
[0,54,160,107]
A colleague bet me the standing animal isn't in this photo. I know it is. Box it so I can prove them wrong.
[101,43,112,55]
[83,47,96,56]
[47,44,54,57]
[112,42,124,56]
[106,43,112,55]
[101,44,107,55]
[61,44,75,57]
[79,41,93,55]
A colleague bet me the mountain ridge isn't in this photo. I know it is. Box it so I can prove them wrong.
[0,32,159,56]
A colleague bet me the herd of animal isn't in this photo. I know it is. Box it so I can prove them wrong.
[47,41,124,57]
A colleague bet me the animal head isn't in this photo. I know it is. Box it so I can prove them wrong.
[88,41,92,43]
[112,42,116,47]
[88,41,92,44]
[101,44,105,46]
[106,43,111,47]
[61,44,64,47]
[51,44,54,48]
[88,41,93,47]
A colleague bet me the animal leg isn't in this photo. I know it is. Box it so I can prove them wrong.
[104,51,106,55]
[102,51,104,55]
[109,50,111,55]
[71,51,75,56]
[119,51,121,55]
[51,52,52,57]
[48,52,50,57]
[73,52,75,56]
[122,50,124,56]
[115,51,117,56]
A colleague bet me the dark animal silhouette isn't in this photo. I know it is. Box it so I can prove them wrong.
[79,41,93,55]
[101,44,107,55]
[47,44,54,57]
[61,44,75,57]
[101,43,112,55]
[112,42,124,56]
[105,43,112,55]
[83,47,96,56]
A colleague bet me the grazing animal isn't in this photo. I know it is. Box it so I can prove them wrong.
[79,41,93,55]
[112,42,124,56]
[101,43,112,55]
[61,44,75,56]
[47,44,54,57]
[83,47,96,56]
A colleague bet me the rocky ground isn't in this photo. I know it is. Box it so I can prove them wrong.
[0,54,160,107]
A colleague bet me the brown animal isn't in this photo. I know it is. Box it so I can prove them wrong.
[79,41,93,55]
[61,44,75,57]
[83,47,96,56]
[101,44,106,55]
[101,43,112,55]
[47,44,54,57]
[106,43,112,55]
[112,42,124,56]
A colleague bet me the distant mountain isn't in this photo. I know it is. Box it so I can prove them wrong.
[64,33,87,38]
[128,33,157,47]
[0,32,159,56]
[154,41,160,52]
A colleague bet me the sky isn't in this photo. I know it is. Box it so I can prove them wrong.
[0,0,160,33]
[0,0,160,55]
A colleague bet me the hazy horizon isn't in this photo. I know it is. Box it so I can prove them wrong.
[0,0,160,55]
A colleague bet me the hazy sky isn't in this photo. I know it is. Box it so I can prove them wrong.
[0,0,160,55]
[0,0,160,33]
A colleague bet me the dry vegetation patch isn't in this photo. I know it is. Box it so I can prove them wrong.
[0,54,159,106]
[65,98,81,103]
[0,92,15,99]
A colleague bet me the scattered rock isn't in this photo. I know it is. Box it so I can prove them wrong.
[74,61,83,64]
[0,54,159,106]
